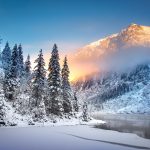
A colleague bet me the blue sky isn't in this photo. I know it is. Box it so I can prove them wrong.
[0,0,150,56]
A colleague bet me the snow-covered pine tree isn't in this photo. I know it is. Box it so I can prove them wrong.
[61,56,72,114]
[4,44,19,101]
[10,44,19,78]
[0,50,5,125]
[24,54,31,78]
[0,39,4,83]
[31,49,46,108]
[15,53,32,116]
[2,42,11,76]
[22,54,32,95]
[73,92,79,112]
[47,44,63,116]
[32,101,46,122]
[17,44,25,77]
[0,90,5,125]
[82,102,89,122]
[2,42,12,101]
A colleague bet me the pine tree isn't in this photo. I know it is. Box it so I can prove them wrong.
[61,56,72,114]
[0,57,5,124]
[82,102,89,122]
[47,44,63,116]
[24,54,31,78]
[0,93,5,124]
[0,44,5,84]
[10,44,19,78]
[73,92,79,112]
[0,48,2,69]
[22,54,32,96]
[16,54,32,115]
[4,44,19,101]
[0,39,5,124]
[2,42,11,76]
[31,49,46,108]
[17,44,25,77]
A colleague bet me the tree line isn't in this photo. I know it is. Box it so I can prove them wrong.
[1,42,80,121]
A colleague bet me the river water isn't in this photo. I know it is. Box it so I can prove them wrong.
[92,113,150,139]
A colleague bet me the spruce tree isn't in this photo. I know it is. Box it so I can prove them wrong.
[4,44,19,101]
[73,92,79,112]
[61,56,72,114]
[17,44,24,77]
[16,54,32,116]
[0,48,2,69]
[31,49,46,107]
[23,54,32,96]
[0,53,5,124]
[2,42,11,76]
[0,42,4,81]
[24,54,31,78]
[0,48,4,82]
[16,51,32,114]
[82,102,89,122]
[10,44,18,78]
[47,44,63,116]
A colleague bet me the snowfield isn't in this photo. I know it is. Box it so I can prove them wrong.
[0,125,150,150]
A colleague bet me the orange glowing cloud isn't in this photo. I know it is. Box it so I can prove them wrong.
[67,54,99,81]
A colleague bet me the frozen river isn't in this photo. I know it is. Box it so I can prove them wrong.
[0,124,150,150]
[92,113,150,139]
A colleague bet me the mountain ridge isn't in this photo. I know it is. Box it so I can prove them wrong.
[75,23,150,61]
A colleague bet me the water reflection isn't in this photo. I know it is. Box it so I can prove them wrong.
[93,114,150,139]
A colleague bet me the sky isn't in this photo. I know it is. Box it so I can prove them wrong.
[0,0,150,53]
[0,0,150,80]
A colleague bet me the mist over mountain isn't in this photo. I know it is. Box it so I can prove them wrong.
[99,46,150,72]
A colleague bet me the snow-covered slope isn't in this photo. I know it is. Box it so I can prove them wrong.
[103,83,150,114]
[74,64,150,114]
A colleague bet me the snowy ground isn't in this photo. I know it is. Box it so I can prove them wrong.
[3,100,104,127]
[0,125,150,150]
[3,99,105,127]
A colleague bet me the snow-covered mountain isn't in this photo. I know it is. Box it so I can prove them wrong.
[74,24,150,114]
[74,64,150,114]
[75,24,150,61]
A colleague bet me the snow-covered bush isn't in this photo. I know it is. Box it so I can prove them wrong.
[32,102,46,122]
